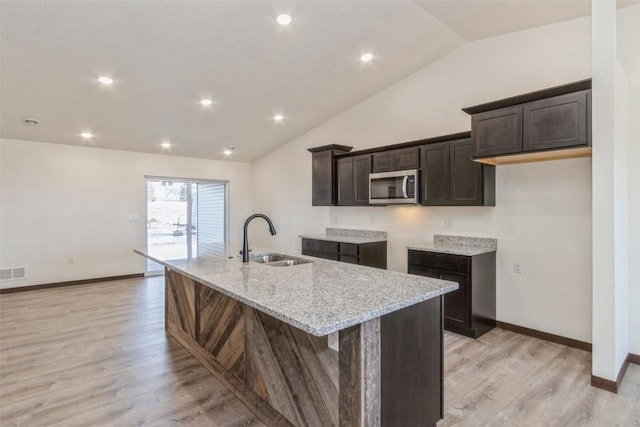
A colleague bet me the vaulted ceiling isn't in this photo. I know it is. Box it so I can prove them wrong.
[0,1,611,162]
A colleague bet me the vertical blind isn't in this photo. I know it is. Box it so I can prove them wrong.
[193,181,226,249]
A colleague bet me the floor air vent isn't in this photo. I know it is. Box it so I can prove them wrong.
[0,267,27,281]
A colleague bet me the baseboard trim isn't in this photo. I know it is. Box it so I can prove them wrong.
[591,353,637,394]
[590,375,618,393]
[0,273,145,294]
[496,321,592,352]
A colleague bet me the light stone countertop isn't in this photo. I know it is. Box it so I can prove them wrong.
[408,235,497,256]
[299,227,387,244]
[135,244,457,337]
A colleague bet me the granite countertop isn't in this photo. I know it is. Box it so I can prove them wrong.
[408,235,497,256]
[299,227,387,244]
[135,244,456,337]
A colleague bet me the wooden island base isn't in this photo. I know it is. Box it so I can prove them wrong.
[165,268,443,427]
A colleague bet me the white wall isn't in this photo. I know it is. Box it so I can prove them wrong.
[619,5,640,356]
[0,138,253,288]
[252,17,593,343]
[628,82,640,356]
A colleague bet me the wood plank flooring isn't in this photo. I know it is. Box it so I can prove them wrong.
[1,277,639,426]
[0,277,263,427]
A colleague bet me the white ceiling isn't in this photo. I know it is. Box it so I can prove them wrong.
[414,0,591,41]
[0,1,615,162]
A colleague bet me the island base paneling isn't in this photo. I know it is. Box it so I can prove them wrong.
[246,307,340,426]
[164,267,443,427]
[198,285,246,380]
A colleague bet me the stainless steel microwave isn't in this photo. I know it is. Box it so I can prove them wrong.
[369,169,419,205]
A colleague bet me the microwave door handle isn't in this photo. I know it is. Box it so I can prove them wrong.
[402,176,409,199]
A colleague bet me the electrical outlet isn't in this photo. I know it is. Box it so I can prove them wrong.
[68,255,75,264]
[513,262,522,274]
[128,214,139,222]
[443,219,452,228]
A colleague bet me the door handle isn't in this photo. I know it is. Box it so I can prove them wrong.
[402,176,409,199]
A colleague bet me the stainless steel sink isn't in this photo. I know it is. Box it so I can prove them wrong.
[249,253,313,267]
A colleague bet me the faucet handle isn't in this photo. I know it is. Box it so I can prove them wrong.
[239,249,252,256]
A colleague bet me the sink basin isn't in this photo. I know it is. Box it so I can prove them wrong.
[249,253,313,267]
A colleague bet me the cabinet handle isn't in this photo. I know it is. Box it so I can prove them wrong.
[402,176,409,198]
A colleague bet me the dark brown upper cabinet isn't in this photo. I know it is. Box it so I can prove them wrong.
[337,154,371,206]
[471,105,523,157]
[372,147,419,172]
[523,90,589,152]
[421,142,450,206]
[308,131,490,208]
[421,138,495,207]
[464,80,592,165]
[308,145,352,206]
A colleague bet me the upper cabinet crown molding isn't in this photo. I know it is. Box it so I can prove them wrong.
[463,79,592,166]
[462,79,591,115]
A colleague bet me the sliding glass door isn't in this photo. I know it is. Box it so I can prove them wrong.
[145,177,227,273]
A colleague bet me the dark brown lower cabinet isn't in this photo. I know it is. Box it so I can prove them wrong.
[408,249,496,338]
[302,238,387,269]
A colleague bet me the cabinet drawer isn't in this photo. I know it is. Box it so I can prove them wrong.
[302,249,339,261]
[339,255,359,264]
[302,239,339,254]
[339,243,358,256]
[408,265,441,279]
[408,250,470,274]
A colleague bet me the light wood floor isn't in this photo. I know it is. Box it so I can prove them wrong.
[1,277,638,426]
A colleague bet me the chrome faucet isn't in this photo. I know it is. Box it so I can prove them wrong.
[242,214,277,262]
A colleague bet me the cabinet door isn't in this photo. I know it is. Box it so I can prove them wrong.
[372,151,395,172]
[440,272,471,330]
[312,151,334,206]
[421,143,450,206]
[373,148,419,172]
[394,147,420,170]
[337,157,354,205]
[449,139,484,206]
[523,90,589,152]
[353,154,372,205]
[471,105,523,157]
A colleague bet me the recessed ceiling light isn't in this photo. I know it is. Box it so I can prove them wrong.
[273,114,284,122]
[161,141,172,149]
[80,132,93,139]
[223,146,235,156]
[200,98,213,106]
[360,53,374,62]
[97,76,114,85]
[276,13,292,25]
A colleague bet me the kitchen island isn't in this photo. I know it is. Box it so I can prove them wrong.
[135,245,457,427]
